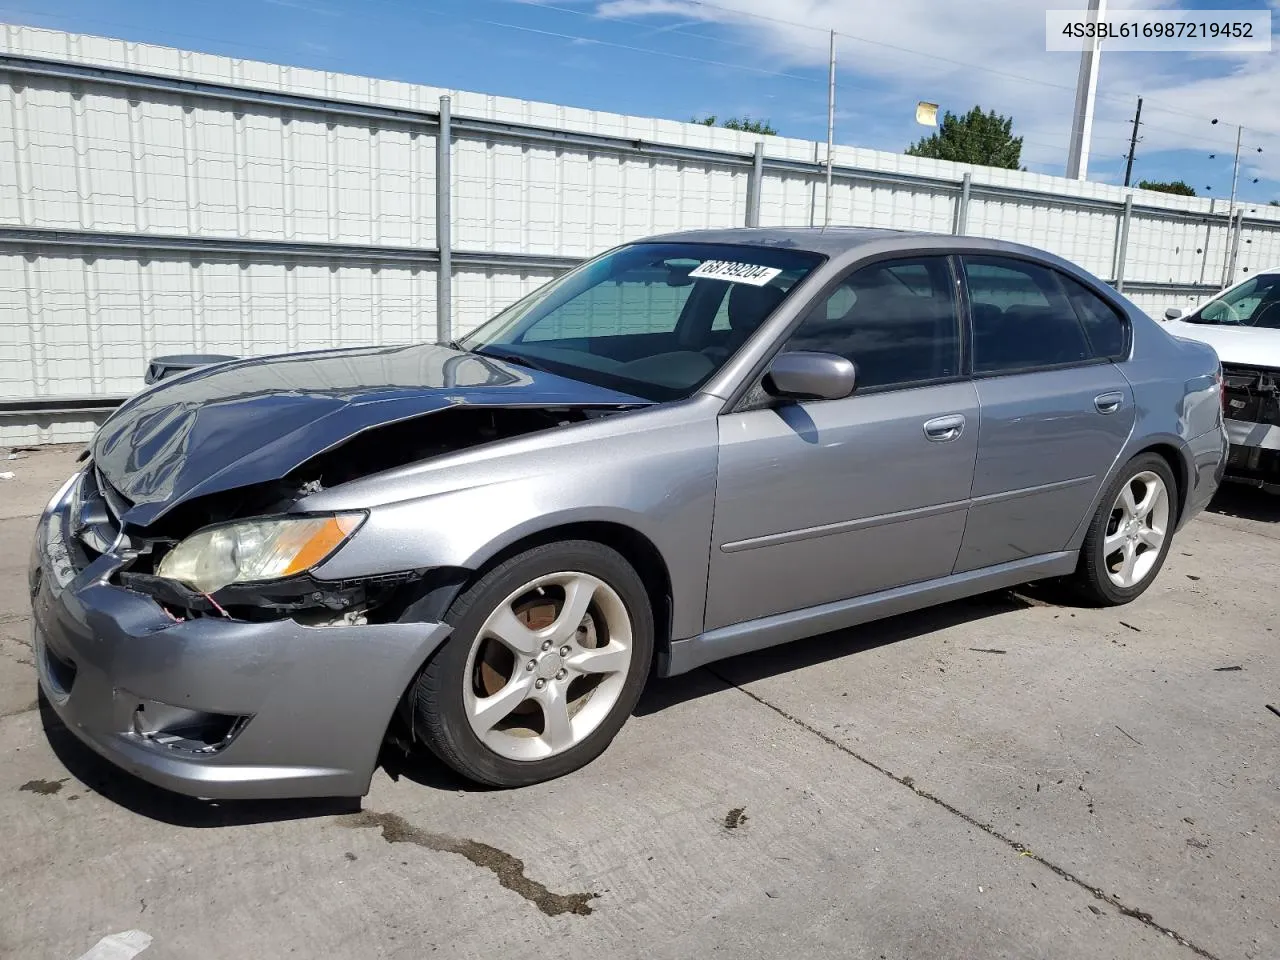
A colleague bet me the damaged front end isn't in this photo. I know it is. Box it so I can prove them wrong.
[85,403,635,624]
[1221,363,1280,492]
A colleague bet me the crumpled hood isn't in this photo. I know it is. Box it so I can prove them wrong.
[92,343,645,527]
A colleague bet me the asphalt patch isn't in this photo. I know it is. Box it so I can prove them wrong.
[338,810,598,917]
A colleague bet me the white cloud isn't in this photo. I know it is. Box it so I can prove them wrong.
[593,0,1280,183]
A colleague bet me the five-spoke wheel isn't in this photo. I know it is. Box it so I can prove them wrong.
[411,540,654,787]
[464,572,634,761]
[1102,470,1170,589]
[1073,453,1178,605]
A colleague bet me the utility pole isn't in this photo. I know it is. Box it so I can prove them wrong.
[1227,124,1243,214]
[1066,0,1105,179]
[1223,124,1244,289]
[1123,96,1142,187]
[823,28,835,228]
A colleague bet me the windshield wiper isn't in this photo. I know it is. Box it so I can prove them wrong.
[472,346,552,372]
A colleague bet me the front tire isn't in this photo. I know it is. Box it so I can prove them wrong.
[410,540,654,787]
[1071,453,1178,606]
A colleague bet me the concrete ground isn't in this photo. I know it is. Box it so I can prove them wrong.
[1,445,1276,960]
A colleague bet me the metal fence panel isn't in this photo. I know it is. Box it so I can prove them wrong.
[4,22,1280,444]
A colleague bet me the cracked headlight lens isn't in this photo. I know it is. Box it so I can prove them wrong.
[156,514,363,594]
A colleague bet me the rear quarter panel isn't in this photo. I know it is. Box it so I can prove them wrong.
[1066,308,1224,545]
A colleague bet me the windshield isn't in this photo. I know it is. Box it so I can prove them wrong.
[457,242,825,401]
[1186,273,1280,328]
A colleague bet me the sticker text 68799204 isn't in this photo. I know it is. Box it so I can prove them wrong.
[687,260,783,286]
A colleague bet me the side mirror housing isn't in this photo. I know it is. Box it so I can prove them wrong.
[763,351,857,401]
[1164,306,1184,321]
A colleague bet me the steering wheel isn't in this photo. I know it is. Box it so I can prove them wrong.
[1250,300,1280,329]
[1210,300,1245,324]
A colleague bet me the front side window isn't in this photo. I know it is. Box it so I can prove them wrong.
[459,242,824,401]
[963,257,1093,373]
[782,256,960,390]
[1188,273,1280,328]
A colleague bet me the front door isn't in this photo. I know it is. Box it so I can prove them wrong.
[704,255,980,631]
[954,255,1137,572]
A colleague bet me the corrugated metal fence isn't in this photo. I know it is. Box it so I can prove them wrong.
[3,24,1280,444]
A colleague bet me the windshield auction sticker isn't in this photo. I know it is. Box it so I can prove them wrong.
[688,261,783,286]
[1046,9,1270,52]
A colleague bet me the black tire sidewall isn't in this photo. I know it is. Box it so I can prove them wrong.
[1081,453,1179,605]
[416,540,655,787]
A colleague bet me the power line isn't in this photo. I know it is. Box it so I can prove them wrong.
[571,0,1270,137]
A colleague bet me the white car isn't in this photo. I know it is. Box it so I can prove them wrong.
[1163,267,1280,492]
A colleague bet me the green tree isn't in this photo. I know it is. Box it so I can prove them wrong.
[1137,179,1197,196]
[905,106,1022,169]
[692,114,778,136]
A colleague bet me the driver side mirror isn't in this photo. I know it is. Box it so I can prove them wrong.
[763,351,857,401]
[1164,307,1183,321]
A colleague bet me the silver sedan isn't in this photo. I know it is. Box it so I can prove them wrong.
[29,227,1227,798]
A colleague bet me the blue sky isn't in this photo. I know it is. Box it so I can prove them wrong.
[1,0,1277,204]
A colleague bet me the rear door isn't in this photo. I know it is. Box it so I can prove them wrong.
[954,255,1135,572]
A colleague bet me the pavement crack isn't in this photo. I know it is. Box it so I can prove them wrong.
[706,666,1222,960]
[0,700,39,721]
[338,810,598,916]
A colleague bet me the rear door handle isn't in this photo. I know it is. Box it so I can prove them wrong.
[923,414,966,442]
[1094,391,1124,415]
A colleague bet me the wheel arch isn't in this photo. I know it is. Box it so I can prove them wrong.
[445,519,676,677]
[385,519,676,755]
[1064,434,1193,551]
[1133,440,1191,528]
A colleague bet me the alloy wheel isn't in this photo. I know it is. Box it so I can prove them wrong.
[1103,470,1170,589]
[462,571,634,761]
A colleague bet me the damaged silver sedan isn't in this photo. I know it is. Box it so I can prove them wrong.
[30,228,1228,798]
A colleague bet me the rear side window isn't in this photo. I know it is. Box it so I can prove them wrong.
[783,256,960,390]
[1058,274,1129,360]
[963,257,1092,373]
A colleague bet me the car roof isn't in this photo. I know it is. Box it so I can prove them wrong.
[637,226,1068,260]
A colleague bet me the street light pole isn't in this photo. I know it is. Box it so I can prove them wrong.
[1227,124,1243,214]
[824,28,835,228]
[1066,0,1105,179]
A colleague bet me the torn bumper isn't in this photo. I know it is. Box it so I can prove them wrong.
[28,480,450,800]
[1224,418,1280,492]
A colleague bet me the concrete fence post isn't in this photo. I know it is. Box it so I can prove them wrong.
[1225,208,1244,288]
[1114,194,1133,293]
[953,172,972,235]
[745,141,764,228]
[436,95,452,344]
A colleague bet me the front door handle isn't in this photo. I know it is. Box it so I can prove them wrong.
[1094,391,1124,415]
[923,414,966,442]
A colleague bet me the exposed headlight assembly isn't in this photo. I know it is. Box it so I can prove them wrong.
[156,514,364,595]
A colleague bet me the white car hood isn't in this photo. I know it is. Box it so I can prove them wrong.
[1165,320,1280,369]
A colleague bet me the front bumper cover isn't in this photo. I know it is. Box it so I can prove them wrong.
[29,479,450,800]
[1224,418,1280,491]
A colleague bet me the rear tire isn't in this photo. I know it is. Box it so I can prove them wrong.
[1070,453,1178,606]
[410,540,654,787]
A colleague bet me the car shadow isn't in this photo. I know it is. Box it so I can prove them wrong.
[635,588,1037,716]
[37,691,359,827]
[1208,484,1280,522]
[39,589,1039,822]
